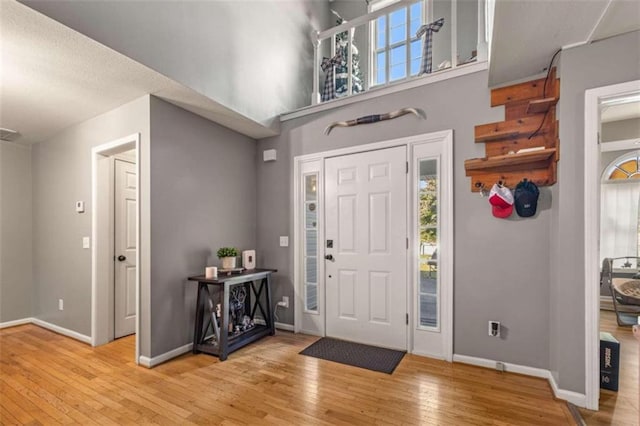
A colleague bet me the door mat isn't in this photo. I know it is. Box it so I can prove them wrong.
[299,337,405,374]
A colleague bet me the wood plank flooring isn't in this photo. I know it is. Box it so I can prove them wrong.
[578,310,639,425]
[0,325,575,425]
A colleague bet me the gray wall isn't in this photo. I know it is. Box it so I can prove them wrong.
[22,0,331,128]
[149,97,257,357]
[257,69,553,369]
[550,30,640,393]
[0,142,33,322]
[31,96,150,342]
[601,117,640,142]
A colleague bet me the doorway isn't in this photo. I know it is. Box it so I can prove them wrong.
[584,81,640,412]
[91,134,141,363]
[294,131,453,360]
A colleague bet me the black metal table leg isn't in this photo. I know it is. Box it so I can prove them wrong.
[265,275,275,335]
[193,283,204,353]
[219,282,230,361]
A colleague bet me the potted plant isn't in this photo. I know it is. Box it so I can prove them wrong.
[217,247,238,269]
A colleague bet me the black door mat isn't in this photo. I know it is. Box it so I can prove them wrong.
[299,337,405,374]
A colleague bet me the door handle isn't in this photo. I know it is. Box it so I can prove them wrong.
[117,255,126,262]
[324,254,334,261]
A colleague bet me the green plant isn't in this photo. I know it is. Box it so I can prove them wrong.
[216,247,238,258]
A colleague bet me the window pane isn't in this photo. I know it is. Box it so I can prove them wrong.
[420,294,437,327]
[410,39,422,75]
[305,203,317,229]
[409,2,422,36]
[376,51,386,85]
[389,8,406,44]
[418,158,438,329]
[305,257,317,283]
[305,175,317,201]
[390,45,406,81]
[377,16,386,49]
[306,284,318,311]
[305,230,317,256]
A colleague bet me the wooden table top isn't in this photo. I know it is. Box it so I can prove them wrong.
[188,268,277,284]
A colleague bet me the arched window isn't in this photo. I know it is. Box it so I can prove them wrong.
[600,151,640,269]
[604,151,640,180]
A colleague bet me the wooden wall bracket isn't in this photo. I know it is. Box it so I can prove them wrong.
[465,68,560,192]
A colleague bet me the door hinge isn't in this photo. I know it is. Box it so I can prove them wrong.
[406,161,409,174]
[406,313,409,325]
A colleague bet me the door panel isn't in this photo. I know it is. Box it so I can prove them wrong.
[115,159,137,338]
[325,146,407,350]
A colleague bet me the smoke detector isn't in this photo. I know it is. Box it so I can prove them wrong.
[0,128,21,142]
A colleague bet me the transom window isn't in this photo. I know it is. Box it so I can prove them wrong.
[605,152,640,180]
[371,0,425,86]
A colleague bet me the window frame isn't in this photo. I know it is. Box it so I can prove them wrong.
[369,0,428,87]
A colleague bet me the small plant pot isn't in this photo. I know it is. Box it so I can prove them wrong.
[221,257,236,269]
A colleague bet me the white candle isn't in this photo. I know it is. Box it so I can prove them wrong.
[205,266,218,278]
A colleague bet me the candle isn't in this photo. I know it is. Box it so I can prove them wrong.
[205,266,218,278]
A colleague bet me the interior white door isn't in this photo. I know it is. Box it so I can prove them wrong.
[114,159,137,338]
[325,146,407,350]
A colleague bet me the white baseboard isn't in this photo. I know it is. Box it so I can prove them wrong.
[275,321,294,331]
[31,318,92,344]
[0,317,33,329]
[298,328,323,337]
[453,354,587,408]
[548,371,588,408]
[139,342,193,368]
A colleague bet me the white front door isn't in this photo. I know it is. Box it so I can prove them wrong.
[324,146,407,350]
[114,159,137,338]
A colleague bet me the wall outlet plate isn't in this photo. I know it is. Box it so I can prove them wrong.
[58,299,64,311]
[279,236,289,247]
[489,321,500,337]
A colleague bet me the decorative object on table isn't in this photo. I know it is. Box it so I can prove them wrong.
[488,182,514,219]
[217,247,238,269]
[229,286,246,334]
[321,53,344,102]
[514,179,540,217]
[416,18,445,74]
[205,266,218,279]
[242,250,256,270]
[324,107,425,135]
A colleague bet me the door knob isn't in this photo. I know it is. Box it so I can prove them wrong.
[324,254,334,261]
[117,255,126,262]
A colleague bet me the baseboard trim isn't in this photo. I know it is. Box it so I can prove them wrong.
[275,322,294,331]
[0,317,33,329]
[31,318,92,344]
[548,371,588,408]
[453,354,587,408]
[139,342,193,368]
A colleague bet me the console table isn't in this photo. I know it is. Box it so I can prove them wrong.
[187,269,276,361]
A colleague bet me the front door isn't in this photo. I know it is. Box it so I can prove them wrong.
[324,146,407,350]
[114,159,137,338]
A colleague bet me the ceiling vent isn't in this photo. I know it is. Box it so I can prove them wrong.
[0,128,21,142]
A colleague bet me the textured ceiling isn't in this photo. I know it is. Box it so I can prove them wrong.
[0,1,276,145]
[489,0,640,87]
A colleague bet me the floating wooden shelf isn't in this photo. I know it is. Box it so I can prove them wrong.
[464,149,556,172]
[526,97,558,114]
[465,68,560,192]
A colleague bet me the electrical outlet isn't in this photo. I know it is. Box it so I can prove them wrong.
[282,296,289,308]
[488,321,500,337]
[496,362,505,372]
[279,236,289,247]
[58,299,64,311]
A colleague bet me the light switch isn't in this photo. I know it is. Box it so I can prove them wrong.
[76,201,85,213]
[82,237,90,249]
[279,236,289,247]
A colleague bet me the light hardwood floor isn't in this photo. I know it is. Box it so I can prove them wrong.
[578,310,639,425]
[0,325,576,425]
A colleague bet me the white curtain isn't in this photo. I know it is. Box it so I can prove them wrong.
[600,181,640,267]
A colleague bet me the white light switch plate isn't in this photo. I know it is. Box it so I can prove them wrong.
[279,236,289,247]
[82,237,90,249]
[75,201,85,213]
